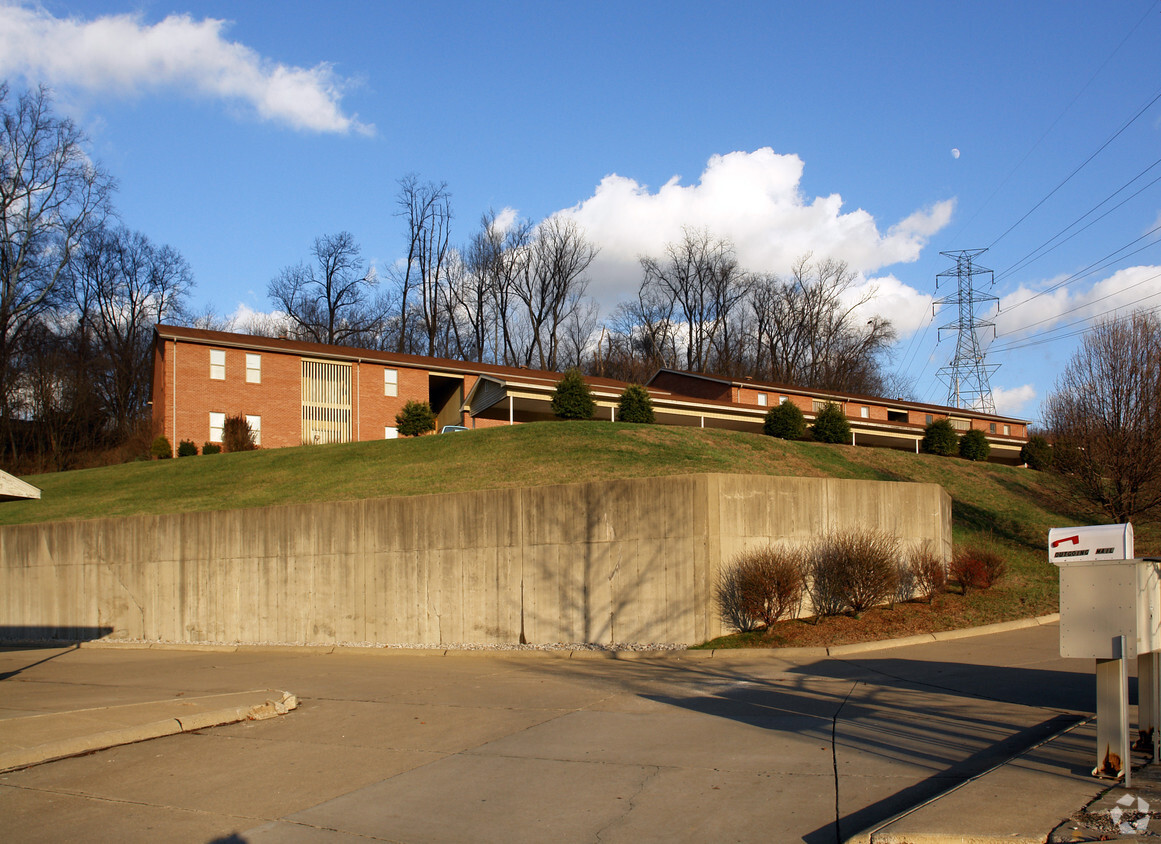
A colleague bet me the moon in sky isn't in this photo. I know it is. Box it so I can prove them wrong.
[951,148,961,159]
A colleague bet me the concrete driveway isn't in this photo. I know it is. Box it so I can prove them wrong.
[0,625,1102,843]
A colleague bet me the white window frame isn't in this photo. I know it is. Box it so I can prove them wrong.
[384,368,398,397]
[779,396,788,405]
[246,415,262,446]
[246,354,261,384]
[860,406,869,418]
[1003,424,1011,436]
[756,393,767,407]
[209,412,225,443]
[210,349,225,380]
[385,426,398,439]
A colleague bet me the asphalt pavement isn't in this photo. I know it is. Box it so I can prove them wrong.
[0,622,1137,843]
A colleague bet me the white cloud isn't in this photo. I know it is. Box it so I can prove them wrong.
[557,148,953,306]
[0,2,371,134]
[995,264,1161,338]
[990,384,1037,417]
[851,274,934,337]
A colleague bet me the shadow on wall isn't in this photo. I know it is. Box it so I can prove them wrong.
[0,625,113,646]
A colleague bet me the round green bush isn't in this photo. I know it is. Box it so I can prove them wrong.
[1020,434,1052,470]
[551,369,595,420]
[202,442,222,455]
[810,402,851,444]
[922,419,959,456]
[763,401,806,440]
[959,429,991,461]
[177,439,199,457]
[150,435,172,459]
[395,400,437,436]
[618,384,655,424]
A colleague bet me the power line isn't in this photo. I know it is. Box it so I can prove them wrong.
[999,221,1161,315]
[989,272,1161,353]
[994,156,1161,284]
[948,0,1160,244]
[987,85,1161,250]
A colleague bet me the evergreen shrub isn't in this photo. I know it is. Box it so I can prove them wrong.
[810,402,851,444]
[150,435,172,459]
[922,419,959,456]
[617,384,655,423]
[763,401,806,440]
[959,429,991,461]
[551,369,595,420]
[395,400,437,437]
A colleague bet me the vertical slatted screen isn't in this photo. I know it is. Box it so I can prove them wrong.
[301,359,352,444]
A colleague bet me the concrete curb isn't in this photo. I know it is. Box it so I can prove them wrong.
[0,690,298,774]
[51,613,1061,661]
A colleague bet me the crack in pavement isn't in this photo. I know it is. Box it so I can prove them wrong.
[593,764,662,843]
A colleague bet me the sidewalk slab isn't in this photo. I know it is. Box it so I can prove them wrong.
[849,719,1108,844]
[0,689,297,773]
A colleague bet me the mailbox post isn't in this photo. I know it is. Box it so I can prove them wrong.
[1049,523,1161,784]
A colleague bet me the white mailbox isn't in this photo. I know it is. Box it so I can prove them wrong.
[1050,524,1160,659]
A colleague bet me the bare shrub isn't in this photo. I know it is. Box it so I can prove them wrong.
[806,539,849,620]
[808,529,900,618]
[950,545,1006,593]
[909,542,947,602]
[892,559,916,607]
[717,545,804,631]
[716,568,759,633]
[837,529,900,612]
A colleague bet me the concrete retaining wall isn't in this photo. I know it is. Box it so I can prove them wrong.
[0,473,951,646]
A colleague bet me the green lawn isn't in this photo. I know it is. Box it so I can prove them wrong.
[5,420,1135,635]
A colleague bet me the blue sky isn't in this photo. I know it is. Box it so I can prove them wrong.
[3,0,1160,422]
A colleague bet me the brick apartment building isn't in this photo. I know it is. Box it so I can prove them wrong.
[151,324,1030,462]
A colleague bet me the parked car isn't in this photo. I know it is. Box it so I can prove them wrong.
[440,425,469,434]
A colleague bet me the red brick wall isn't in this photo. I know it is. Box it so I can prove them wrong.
[156,341,479,449]
[650,371,731,401]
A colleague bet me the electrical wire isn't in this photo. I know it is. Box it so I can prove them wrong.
[994,156,1161,283]
[947,0,1160,245]
[987,85,1161,250]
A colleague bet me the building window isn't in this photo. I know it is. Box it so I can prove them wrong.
[246,415,262,446]
[779,396,788,404]
[246,354,261,384]
[887,409,907,423]
[757,393,767,407]
[860,406,869,418]
[1004,424,1011,436]
[950,418,970,431]
[926,414,934,425]
[812,399,828,413]
[385,426,398,439]
[209,412,225,443]
[384,368,398,397]
[210,349,225,380]
[989,422,996,434]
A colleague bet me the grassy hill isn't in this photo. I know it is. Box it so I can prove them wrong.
[5,421,1144,642]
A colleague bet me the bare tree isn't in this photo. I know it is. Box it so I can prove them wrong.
[750,255,894,393]
[268,232,382,346]
[511,216,598,370]
[1046,311,1161,522]
[639,228,747,373]
[0,83,113,450]
[393,175,453,355]
[70,226,192,436]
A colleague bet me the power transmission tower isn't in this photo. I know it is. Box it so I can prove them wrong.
[934,248,999,413]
